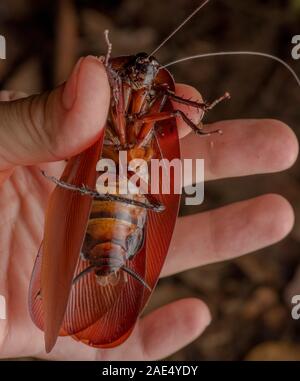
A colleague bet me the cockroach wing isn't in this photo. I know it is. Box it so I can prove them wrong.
[70,69,181,348]
[140,66,181,298]
[29,135,105,352]
[61,251,128,335]
[142,107,181,301]
[29,231,129,340]
[28,242,45,333]
[70,244,147,347]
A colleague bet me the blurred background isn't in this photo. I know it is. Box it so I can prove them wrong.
[0,0,300,360]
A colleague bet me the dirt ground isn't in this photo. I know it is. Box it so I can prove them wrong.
[0,0,300,360]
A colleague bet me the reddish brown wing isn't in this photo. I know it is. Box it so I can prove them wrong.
[29,243,48,333]
[61,252,128,335]
[29,227,129,339]
[71,245,146,347]
[142,68,181,300]
[70,68,181,348]
[29,135,104,352]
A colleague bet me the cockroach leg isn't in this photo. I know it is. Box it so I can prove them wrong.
[132,110,221,135]
[204,92,231,111]
[93,191,165,212]
[41,170,165,212]
[143,193,163,210]
[157,86,230,112]
[156,86,206,109]
[174,109,222,135]
[127,170,163,211]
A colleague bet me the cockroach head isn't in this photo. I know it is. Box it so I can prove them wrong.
[125,52,160,89]
[134,52,159,67]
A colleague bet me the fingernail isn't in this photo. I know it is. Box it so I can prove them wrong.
[62,57,84,110]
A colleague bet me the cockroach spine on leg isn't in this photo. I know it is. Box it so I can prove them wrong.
[40,170,165,212]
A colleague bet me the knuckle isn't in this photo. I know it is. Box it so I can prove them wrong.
[19,92,61,161]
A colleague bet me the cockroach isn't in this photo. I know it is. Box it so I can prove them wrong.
[28,0,300,353]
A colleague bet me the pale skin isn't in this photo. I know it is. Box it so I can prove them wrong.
[0,56,298,360]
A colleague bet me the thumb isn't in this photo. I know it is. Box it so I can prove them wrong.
[0,55,110,170]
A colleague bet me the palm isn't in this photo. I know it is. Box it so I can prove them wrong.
[0,164,56,357]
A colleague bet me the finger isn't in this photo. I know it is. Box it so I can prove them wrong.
[0,90,28,101]
[173,83,204,139]
[181,119,298,183]
[0,91,29,184]
[0,56,110,170]
[98,298,211,361]
[162,194,294,277]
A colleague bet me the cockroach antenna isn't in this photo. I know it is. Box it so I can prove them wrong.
[104,29,112,66]
[150,0,211,57]
[162,51,300,88]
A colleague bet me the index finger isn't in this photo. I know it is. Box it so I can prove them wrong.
[174,85,298,181]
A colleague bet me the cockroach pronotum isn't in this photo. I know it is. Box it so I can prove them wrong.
[28,0,300,353]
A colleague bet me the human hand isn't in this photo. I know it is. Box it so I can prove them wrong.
[0,56,297,360]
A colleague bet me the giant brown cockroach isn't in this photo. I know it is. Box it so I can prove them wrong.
[28,0,300,353]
